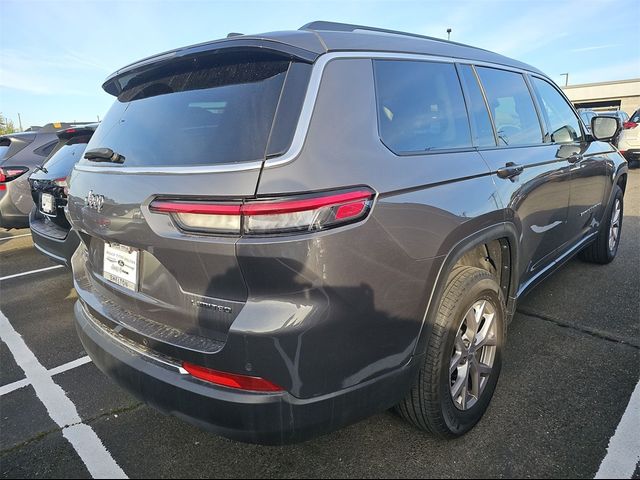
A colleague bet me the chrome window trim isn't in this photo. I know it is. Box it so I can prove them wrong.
[74,161,264,175]
[74,51,540,175]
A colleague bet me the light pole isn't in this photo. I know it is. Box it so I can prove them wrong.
[447,28,452,41]
[560,73,569,87]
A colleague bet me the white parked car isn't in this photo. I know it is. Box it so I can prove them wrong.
[618,108,640,168]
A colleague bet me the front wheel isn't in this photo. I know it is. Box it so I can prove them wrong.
[397,266,505,437]
[579,185,624,264]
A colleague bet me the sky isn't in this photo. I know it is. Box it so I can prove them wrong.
[1,0,639,129]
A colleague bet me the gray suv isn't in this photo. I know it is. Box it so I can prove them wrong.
[67,22,628,444]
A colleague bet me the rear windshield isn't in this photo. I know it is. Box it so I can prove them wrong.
[43,134,93,172]
[82,53,291,167]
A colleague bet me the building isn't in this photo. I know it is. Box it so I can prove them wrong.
[562,78,640,114]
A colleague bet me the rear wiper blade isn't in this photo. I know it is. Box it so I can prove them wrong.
[84,148,125,164]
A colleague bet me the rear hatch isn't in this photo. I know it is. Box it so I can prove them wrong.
[67,46,313,350]
[1,133,36,192]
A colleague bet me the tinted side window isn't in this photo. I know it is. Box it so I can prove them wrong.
[475,67,542,146]
[374,60,472,153]
[531,77,583,143]
[458,65,496,147]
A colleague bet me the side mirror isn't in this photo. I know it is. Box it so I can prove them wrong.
[591,116,620,141]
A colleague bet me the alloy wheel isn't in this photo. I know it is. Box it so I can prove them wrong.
[450,300,498,410]
[609,199,621,253]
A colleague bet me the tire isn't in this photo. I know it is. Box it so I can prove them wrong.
[397,266,505,438]
[579,185,623,264]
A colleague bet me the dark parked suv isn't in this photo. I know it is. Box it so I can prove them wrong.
[1,124,73,228]
[67,22,628,444]
[29,124,98,266]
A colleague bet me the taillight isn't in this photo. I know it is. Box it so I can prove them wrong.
[182,362,284,392]
[0,166,29,191]
[149,187,376,235]
[623,121,638,129]
[53,177,68,187]
[53,177,69,197]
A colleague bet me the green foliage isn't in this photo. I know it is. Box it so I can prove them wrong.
[0,113,18,135]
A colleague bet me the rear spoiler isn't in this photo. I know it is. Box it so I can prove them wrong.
[56,123,100,140]
[20,122,96,134]
[102,38,320,97]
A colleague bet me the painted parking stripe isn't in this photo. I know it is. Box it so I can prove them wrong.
[0,356,92,396]
[0,311,127,479]
[0,378,29,396]
[0,233,32,241]
[0,265,64,281]
[49,355,92,376]
[595,379,640,479]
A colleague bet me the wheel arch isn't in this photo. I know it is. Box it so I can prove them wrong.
[412,222,520,357]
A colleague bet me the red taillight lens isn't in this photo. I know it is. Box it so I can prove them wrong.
[0,166,29,190]
[0,166,29,183]
[623,121,638,129]
[182,362,284,392]
[53,177,68,188]
[149,188,376,235]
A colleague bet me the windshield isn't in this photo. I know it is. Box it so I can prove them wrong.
[81,54,291,167]
[43,134,93,173]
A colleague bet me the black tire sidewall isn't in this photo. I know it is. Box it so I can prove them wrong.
[437,275,505,436]
[605,188,624,260]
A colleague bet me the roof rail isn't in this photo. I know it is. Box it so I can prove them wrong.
[300,21,463,46]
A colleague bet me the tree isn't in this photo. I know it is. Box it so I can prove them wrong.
[0,113,18,135]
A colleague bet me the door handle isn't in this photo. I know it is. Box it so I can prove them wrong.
[496,162,524,179]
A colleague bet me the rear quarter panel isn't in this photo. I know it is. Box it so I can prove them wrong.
[250,58,503,397]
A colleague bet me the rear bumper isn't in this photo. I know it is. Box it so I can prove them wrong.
[29,209,79,267]
[74,300,421,444]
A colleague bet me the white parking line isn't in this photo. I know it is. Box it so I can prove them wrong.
[0,233,32,241]
[49,355,92,376]
[595,378,640,479]
[0,378,29,396]
[0,310,126,479]
[0,265,64,281]
[0,356,92,396]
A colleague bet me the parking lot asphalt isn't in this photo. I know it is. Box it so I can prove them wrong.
[1,171,639,479]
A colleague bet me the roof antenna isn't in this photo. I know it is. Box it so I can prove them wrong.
[227,32,243,38]
[447,28,452,41]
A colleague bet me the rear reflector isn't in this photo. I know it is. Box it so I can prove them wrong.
[149,188,375,235]
[623,121,638,129]
[182,362,284,392]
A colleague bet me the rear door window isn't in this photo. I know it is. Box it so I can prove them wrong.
[531,77,583,143]
[475,67,543,146]
[458,65,496,147]
[82,54,292,167]
[374,60,472,154]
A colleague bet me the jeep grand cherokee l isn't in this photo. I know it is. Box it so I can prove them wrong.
[67,21,628,444]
